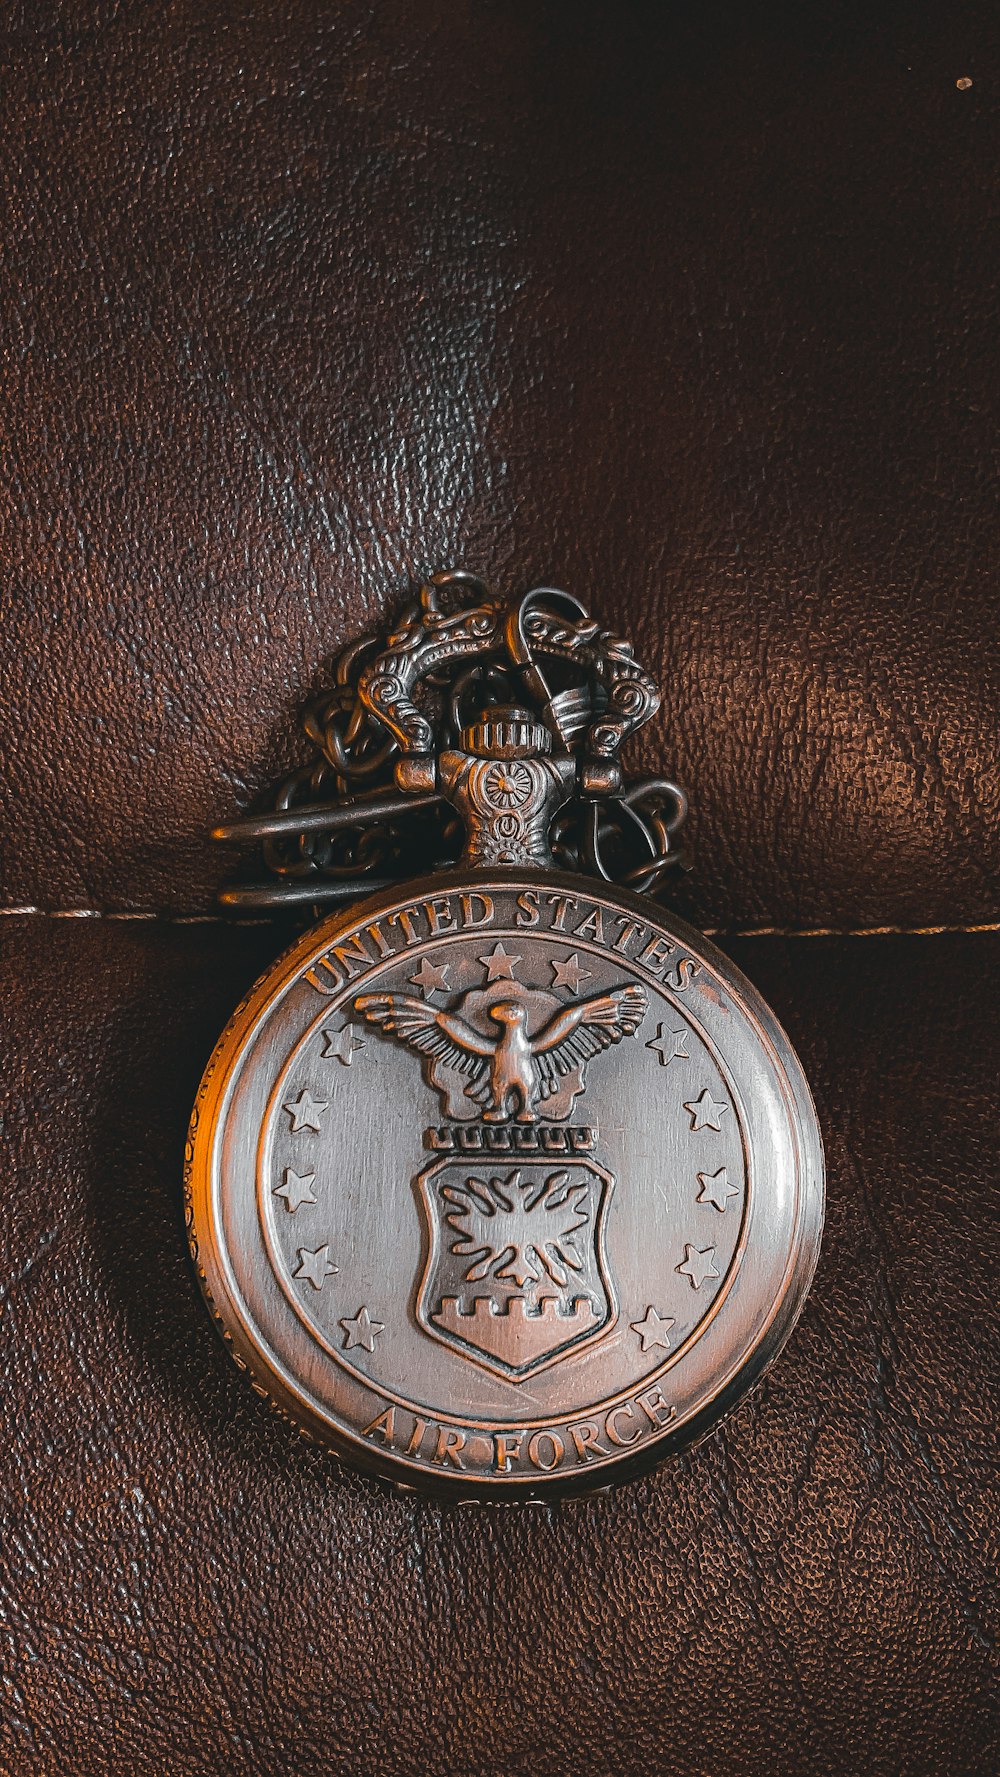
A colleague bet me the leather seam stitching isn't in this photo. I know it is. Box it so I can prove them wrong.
[0,908,997,937]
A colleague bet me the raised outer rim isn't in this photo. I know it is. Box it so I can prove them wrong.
[186,868,825,1502]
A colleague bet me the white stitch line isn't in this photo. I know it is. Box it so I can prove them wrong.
[0,907,273,926]
[0,908,996,937]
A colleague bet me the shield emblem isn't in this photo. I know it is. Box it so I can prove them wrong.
[415,1156,617,1381]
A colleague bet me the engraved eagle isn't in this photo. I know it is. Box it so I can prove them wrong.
[354,984,647,1123]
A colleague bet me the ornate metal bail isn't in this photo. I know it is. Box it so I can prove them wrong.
[214,570,689,907]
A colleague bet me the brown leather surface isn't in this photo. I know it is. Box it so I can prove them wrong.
[1,1,998,928]
[1,2,998,1772]
[0,921,996,1775]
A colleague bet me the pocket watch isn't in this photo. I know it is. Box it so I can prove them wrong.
[186,571,824,1498]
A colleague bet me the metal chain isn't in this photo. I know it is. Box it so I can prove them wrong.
[214,571,689,910]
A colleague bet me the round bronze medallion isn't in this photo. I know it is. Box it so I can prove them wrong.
[188,868,823,1499]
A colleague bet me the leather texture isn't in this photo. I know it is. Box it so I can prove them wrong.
[0,3,997,1773]
[0,0,998,930]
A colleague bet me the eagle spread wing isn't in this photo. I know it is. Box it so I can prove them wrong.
[354,993,494,1085]
[529,984,647,1103]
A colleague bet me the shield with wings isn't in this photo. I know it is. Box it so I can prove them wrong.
[414,1155,618,1378]
[354,981,647,1123]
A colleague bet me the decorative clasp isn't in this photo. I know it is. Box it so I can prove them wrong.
[213,571,688,906]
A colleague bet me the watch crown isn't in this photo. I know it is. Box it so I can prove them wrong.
[460,706,552,759]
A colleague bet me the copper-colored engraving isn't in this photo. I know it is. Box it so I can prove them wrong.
[630,1307,675,1352]
[293,1245,337,1291]
[683,1089,728,1132]
[340,1306,384,1353]
[273,1169,317,1213]
[355,978,646,1124]
[416,1158,617,1380]
[697,1167,739,1213]
[676,1244,720,1289]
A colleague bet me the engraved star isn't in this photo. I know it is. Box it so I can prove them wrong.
[697,1166,739,1212]
[340,1305,384,1353]
[408,956,451,997]
[646,1023,689,1067]
[479,942,521,982]
[684,1088,728,1132]
[273,1168,317,1213]
[630,1306,676,1352]
[293,1244,337,1290]
[283,1089,327,1132]
[321,1024,365,1065]
[676,1243,720,1289]
[550,952,592,995]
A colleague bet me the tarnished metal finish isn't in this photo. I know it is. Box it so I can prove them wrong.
[213,571,687,908]
[356,578,661,765]
[188,873,824,1497]
[192,573,824,1495]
